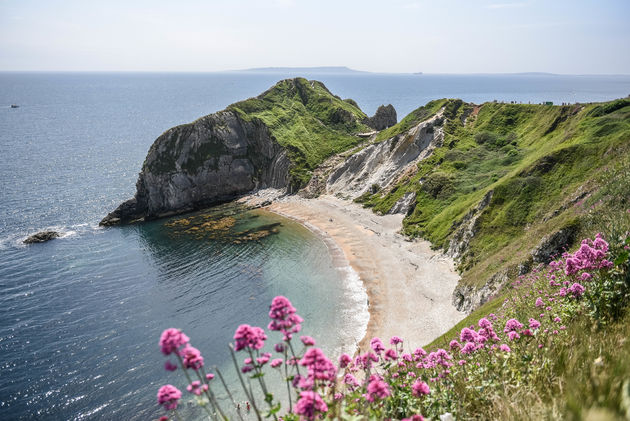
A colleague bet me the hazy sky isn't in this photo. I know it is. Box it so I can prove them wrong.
[1,0,628,74]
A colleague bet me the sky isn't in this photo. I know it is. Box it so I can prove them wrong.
[0,0,629,74]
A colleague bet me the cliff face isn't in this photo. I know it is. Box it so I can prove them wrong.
[327,110,444,199]
[100,110,290,225]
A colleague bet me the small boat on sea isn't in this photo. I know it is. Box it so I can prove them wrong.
[10,104,19,108]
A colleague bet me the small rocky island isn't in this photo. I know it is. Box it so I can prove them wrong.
[24,231,60,244]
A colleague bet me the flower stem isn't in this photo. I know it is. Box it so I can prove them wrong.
[228,344,262,421]
[214,366,246,421]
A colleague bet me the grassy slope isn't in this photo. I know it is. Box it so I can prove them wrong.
[358,97,630,289]
[228,78,370,187]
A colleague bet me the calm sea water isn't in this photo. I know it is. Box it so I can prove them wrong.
[1,71,629,420]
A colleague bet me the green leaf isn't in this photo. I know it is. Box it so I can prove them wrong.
[614,250,629,266]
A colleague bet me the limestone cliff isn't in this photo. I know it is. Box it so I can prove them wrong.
[327,110,444,200]
[101,111,290,225]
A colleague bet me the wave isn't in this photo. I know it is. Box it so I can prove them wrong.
[287,218,370,358]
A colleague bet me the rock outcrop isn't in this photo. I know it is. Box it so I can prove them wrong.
[101,111,290,225]
[24,231,60,244]
[446,190,494,260]
[452,269,508,313]
[531,224,579,264]
[363,104,397,130]
[326,110,444,199]
[388,192,417,215]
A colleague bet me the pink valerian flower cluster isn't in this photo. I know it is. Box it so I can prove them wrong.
[159,328,190,356]
[295,391,328,419]
[563,234,611,275]
[268,295,303,340]
[300,347,337,385]
[157,384,182,410]
[233,324,267,351]
[366,374,391,402]
[412,380,430,397]
[370,337,386,353]
[187,380,208,396]
[181,344,204,369]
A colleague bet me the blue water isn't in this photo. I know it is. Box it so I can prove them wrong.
[1,71,629,420]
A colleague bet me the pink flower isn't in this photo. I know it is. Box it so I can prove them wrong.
[159,328,189,356]
[390,336,403,345]
[528,318,541,330]
[460,342,476,354]
[580,272,592,281]
[268,296,303,340]
[157,384,182,410]
[234,324,267,351]
[366,374,390,401]
[414,347,427,358]
[186,380,208,396]
[535,297,544,307]
[568,283,585,298]
[343,373,360,388]
[205,373,214,380]
[370,337,385,353]
[295,391,328,419]
[478,318,493,329]
[504,319,524,333]
[507,331,520,341]
[300,336,316,346]
[181,345,204,370]
[384,349,398,360]
[338,353,352,368]
[460,327,478,342]
[274,343,285,353]
[300,348,337,383]
[256,353,270,365]
[499,344,511,352]
[271,358,283,368]
[164,361,177,372]
[411,380,430,396]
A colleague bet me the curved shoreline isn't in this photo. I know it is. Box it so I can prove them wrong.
[263,194,465,352]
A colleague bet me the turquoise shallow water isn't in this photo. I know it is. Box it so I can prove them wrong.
[1,71,629,420]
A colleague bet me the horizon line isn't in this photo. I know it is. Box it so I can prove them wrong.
[1,69,629,77]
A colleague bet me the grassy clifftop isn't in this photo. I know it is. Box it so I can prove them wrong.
[229,78,371,187]
[358,97,630,289]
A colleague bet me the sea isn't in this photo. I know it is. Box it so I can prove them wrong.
[1,71,629,420]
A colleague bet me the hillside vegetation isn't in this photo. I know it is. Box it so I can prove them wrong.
[228,78,371,188]
[358,97,630,290]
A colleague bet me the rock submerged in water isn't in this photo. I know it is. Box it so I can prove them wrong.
[24,231,60,244]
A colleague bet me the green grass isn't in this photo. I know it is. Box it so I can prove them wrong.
[228,78,371,187]
[359,98,630,288]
